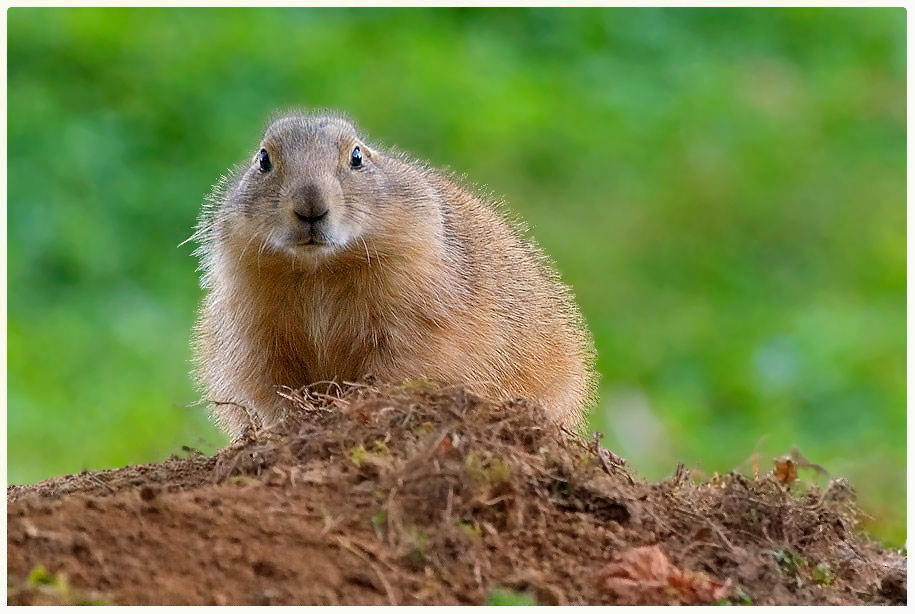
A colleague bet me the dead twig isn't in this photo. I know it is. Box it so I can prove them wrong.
[443,485,454,526]
[335,536,397,605]
[671,462,691,487]
[586,431,635,485]
[85,473,116,494]
[674,506,738,554]
[210,400,261,436]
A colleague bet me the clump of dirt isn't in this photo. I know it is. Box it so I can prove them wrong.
[7,382,906,605]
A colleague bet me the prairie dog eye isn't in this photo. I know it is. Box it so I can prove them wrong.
[350,146,363,169]
[257,148,272,173]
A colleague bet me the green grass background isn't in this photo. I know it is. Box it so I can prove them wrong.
[7,8,905,544]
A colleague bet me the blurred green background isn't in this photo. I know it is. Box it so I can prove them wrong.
[7,8,905,544]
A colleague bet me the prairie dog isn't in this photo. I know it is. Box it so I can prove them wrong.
[191,112,597,439]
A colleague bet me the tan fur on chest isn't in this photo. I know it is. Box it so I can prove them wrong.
[244,267,372,388]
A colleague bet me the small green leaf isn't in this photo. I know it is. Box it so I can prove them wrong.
[28,565,58,587]
[812,563,833,586]
[487,588,538,606]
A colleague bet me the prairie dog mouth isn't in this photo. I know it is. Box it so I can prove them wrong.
[287,236,338,258]
[287,226,330,248]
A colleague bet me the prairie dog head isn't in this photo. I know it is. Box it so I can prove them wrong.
[216,113,389,266]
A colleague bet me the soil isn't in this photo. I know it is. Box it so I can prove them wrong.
[7,381,907,605]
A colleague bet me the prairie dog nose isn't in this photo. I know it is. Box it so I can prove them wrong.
[294,208,329,223]
[292,183,329,223]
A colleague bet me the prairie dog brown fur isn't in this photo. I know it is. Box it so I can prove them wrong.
[191,112,597,439]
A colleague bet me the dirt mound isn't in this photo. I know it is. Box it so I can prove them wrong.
[7,382,906,605]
